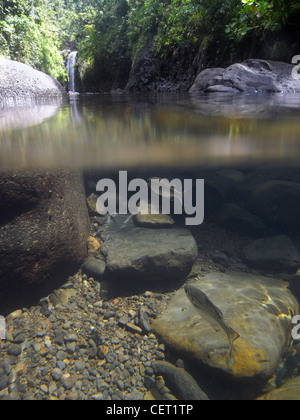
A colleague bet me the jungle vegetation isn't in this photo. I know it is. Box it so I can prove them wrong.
[0,0,299,85]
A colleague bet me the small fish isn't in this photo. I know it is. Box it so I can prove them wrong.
[184,285,240,356]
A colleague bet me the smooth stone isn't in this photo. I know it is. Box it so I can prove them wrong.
[17,378,27,393]
[74,361,85,372]
[152,271,299,383]
[97,379,110,391]
[13,333,26,343]
[56,361,65,370]
[258,376,300,400]
[134,213,175,229]
[126,323,143,335]
[189,60,300,94]
[56,350,68,361]
[243,235,300,273]
[64,333,78,343]
[100,214,197,283]
[105,353,116,364]
[118,315,130,327]
[66,342,76,354]
[51,368,63,381]
[6,310,22,324]
[138,306,152,333]
[83,258,106,278]
[7,344,22,356]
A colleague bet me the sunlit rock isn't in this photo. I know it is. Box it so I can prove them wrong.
[190,59,300,94]
[0,57,66,109]
[152,271,298,383]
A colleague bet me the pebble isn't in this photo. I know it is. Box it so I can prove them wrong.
[74,361,85,372]
[64,333,78,343]
[7,344,22,356]
[6,310,22,325]
[56,351,68,361]
[51,368,63,381]
[0,237,172,400]
[126,323,143,335]
[0,375,8,392]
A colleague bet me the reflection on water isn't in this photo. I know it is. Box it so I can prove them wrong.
[0,93,300,170]
[0,104,61,130]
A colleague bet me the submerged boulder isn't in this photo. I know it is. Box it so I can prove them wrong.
[258,376,300,400]
[0,169,90,313]
[242,235,300,273]
[190,59,300,94]
[246,180,300,231]
[99,214,198,284]
[0,57,65,109]
[152,271,298,384]
[151,360,209,400]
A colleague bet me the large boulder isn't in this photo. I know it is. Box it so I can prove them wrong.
[0,169,90,313]
[0,58,66,109]
[246,180,300,231]
[218,203,266,237]
[99,214,198,284]
[190,59,300,94]
[242,235,300,273]
[258,376,300,400]
[152,271,299,384]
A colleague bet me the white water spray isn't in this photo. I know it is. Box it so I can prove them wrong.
[66,51,78,93]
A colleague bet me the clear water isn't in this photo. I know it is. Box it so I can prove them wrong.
[1,92,300,171]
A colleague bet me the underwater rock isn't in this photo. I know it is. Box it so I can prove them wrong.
[0,169,90,313]
[151,361,209,400]
[243,235,300,273]
[134,213,175,229]
[152,271,298,384]
[258,376,300,400]
[99,214,197,284]
[190,59,300,94]
[0,57,65,109]
[218,203,266,237]
[246,180,300,230]
[83,258,106,279]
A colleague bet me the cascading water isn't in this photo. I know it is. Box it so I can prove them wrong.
[66,51,78,93]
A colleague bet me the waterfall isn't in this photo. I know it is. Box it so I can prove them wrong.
[66,51,78,93]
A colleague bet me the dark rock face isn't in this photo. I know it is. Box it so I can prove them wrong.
[190,59,300,94]
[0,169,90,313]
[125,41,206,93]
[0,58,66,109]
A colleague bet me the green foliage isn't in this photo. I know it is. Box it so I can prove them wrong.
[0,0,67,83]
[226,0,297,42]
[77,0,132,87]
[0,0,298,87]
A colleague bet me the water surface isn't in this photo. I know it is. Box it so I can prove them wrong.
[1,93,300,170]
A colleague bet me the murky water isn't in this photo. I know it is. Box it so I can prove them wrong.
[1,92,300,170]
